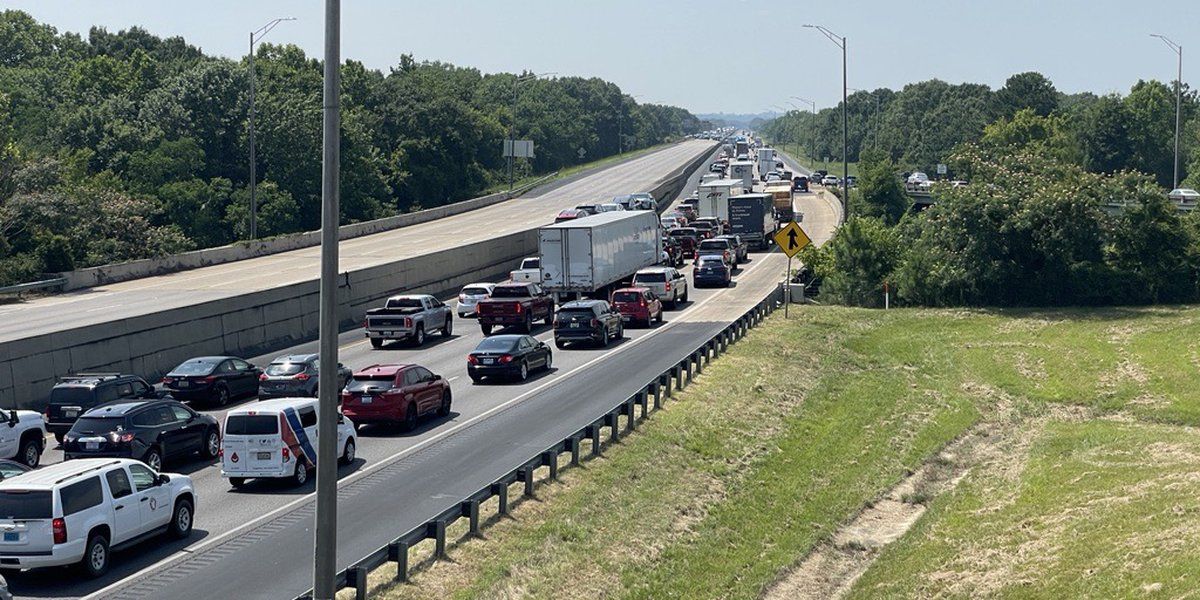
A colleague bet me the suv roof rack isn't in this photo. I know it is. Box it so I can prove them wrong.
[60,373,124,382]
[53,460,124,485]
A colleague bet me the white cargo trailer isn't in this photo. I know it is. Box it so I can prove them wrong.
[757,148,775,177]
[729,160,755,189]
[539,211,662,296]
[696,178,744,222]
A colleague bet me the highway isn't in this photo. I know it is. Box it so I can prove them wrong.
[2,144,838,600]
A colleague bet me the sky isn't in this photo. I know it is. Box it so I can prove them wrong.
[5,0,1198,114]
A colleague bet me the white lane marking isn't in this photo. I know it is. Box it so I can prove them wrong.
[84,249,777,600]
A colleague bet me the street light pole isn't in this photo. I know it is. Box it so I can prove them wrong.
[804,24,849,218]
[791,96,816,164]
[312,0,339,598]
[248,16,295,240]
[1152,34,1183,189]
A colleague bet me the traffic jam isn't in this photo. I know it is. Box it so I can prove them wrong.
[0,133,798,585]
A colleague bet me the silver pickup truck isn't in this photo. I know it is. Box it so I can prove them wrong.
[365,294,453,348]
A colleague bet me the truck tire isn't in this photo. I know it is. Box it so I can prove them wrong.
[481,323,493,336]
[522,314,534,333]
[80,532,110,578]
[442,316,453,337]
[412,326,425,346]
[17,433,41,468]
[370,338,383,349]
[543,309,554,326]
[169,498,194,540]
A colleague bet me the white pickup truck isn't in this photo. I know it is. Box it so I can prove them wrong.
[510,256,542,283]
[364,294,453,348]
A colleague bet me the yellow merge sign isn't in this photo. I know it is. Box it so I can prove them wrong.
[774,221,811,258]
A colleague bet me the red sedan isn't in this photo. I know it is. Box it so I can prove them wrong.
[611,287,663,328]
[340,363,451,430]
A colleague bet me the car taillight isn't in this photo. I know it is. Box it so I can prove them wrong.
[404,317,413,327]
[459,294,466,302]
[203,376,217,383]
[259,373,268,381]
[282,446,291,461]
[515,303,525,313]
[590,318,600,327]
[52,518,66,544]
[665,282,671,291]
[362,320,368,329]
[218,447,224,458]
[295,373,310,381]
[162,377,174,385]
[467,355,479,365]
[499,354,515,364]
[108,431,135,444]
[640,298,647,307]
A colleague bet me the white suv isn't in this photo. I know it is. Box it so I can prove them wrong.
[632,267,689,309]
[0,410,47,468]
[0,458,194,577]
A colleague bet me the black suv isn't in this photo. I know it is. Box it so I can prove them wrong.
[553,300,624,348]
[45,374,160,443]
[62,399,220,471]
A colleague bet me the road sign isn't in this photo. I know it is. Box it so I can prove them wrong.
[577,147,587,159]
[774,221,811,258]
[936,163,947,175]
[504,139,535,158]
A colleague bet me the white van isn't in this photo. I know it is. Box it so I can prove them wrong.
[220,398,357,488]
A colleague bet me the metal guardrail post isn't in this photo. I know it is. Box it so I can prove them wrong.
[463,500,480,535]
[428,520,447,558]
[653,380,663,408]
[639,389,649,418]
[673,366,683,392]
[349,566,368,600]
[626,398,637,431]
[519,467,535,496]
[589,423,602,456]
[491,482,509,515]
[569,435,581,466]
[607,412,621,443]
[685,359,693,384]
[388,540,409,582]
[543,450,559,480]
[695,350,704,375]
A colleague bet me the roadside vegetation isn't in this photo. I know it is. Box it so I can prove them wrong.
[0,10,709,285]
[348,303,1200,600]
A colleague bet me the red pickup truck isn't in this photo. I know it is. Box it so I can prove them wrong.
[475,282,555,335]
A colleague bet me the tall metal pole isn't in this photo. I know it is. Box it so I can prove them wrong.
[1152,34,1184,189]
[841,35,849,217]
[508,79,516,192]
[313,0,340,597]
[248,32,257,240]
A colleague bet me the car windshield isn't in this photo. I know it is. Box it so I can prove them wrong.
[634,272,667,283]
[490,286,530,298]
[171,359,219,376]
[699,241,727,250]
[612,291,641,303]
[462,287,491,296]
[693,223,713,230]
[557,308,595,319]
[265,363,305,376]
[49,387,93,405]
[386,298,424,309]
[474,337,519,352]
[669,229,696,237]
[71,417,123,435]
[345,376,394,392]
[0,490,51,519]
[225,415,278,436]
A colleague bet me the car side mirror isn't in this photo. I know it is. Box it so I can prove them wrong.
[156,474,170,485]
[6,410,16,428]
[433,374,443,381]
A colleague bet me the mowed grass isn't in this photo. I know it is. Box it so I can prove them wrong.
[366,304,1200,600]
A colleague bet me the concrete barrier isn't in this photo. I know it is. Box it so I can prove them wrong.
[1,144,714,409]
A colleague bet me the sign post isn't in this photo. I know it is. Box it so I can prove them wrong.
[773,221,811,317]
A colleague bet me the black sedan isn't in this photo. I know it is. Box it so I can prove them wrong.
[63,399,221,471]
[467,334,552,383]
[162,356,261,406]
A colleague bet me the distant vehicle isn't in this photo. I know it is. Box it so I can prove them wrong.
[661,216,682,230]
[632,267,689,308]
[63,399,220,471]
[553,300,624,348]
[475,282,555,335]
[510,256,542,283]
[716,234,749,263]
[339,364,451,431]
[539,212,663,298]
[709,163,726,173]
[0,410,43,469]
[845,175,858,188]
[612,193,656,211]
[258,354,351,399]
[0,460,30,482]
[728,193,776,250]
[906,171,929,185]
[555,209,586,223]
[792,176,809,193]
[0,458,194,577]
[662,236,685,267]
[365,294,453,348]
[611,287,664,328]
[668,228,700,258]
[694,255,732,288]
[595,203,626,213]
[162,357,261,407]
[696,238,736,267]
[690,221,717,240]
[456,283,496,318]
[1169,188,1200,203]
[221,397,356,488]
[764,172,782,182]
[693,217,725,236]
[574,204,600,216]
[812,169,828,180]
[821,175,840,186]
[45,374,159,444]
[468,335,552,383]
[673,203,699,221]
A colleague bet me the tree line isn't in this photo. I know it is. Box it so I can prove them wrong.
[0,10,708,285]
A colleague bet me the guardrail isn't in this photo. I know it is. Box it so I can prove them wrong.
[294,285,783,599]
[0,278,66,297]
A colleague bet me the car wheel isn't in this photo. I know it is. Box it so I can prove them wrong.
[599,327,609,347]
[518,361,529,382]
[657,309,664,323]
[18,435,41,468]
[202,429,220,459]
[370,338,384,349]
[230,477,246,488]
[645,313,654,328]
[292,461,309,487]
[523,314,534,333]
[469,374,483,384]
[403,403,418,431]
[80,532,110,578]
[214,385,230,407]
[437,390,452,417]
[54,432,64,445]
[543,351,553,372]
[169,498,194,539]
[682,289,689,302]
[616,323,624,339]
[481,324,493,336]
[339,438,356,465]
[413,326,425,346]
[443,316,453,337]
[143,448,163,472]
[555,339,566,349]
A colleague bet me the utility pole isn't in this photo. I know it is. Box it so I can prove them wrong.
[508,72,555,192]
[1152,34,1184,189]
[248,17,295,240]
[791,96,816,164]
[804,24,849,219]
[313,0,339,598]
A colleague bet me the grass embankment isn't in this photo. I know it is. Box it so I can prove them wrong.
[360,305,1200,599]
[485,142,676,195]
[774,143,859,177]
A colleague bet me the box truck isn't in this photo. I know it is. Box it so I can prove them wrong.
[539,211,662,298]
[765,183,795,222]
[757,148,775,177]
[729,160,755,189]
[728,193,777,250]
[696,179,745,222]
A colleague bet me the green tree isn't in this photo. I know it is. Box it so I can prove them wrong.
[851,149,908,225]
[1110,192,1200,303]
[994,71,1059,117]
[821,217,902,307]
